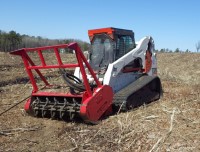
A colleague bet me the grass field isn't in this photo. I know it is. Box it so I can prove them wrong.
[0,52,199,151]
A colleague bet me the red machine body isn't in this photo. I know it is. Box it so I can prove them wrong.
[10,43,113,122]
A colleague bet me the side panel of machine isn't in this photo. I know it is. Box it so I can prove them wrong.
[103,37,157,92]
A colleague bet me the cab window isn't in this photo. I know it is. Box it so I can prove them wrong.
[116,35,134,60]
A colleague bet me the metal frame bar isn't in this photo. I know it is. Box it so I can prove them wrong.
[10,43,102,95]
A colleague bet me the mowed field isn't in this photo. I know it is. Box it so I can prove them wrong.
[0,52,199,152]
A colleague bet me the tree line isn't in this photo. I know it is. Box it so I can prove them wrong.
[0,30,90,52]
[155,48,191,53]
[0,30,199,53]
[156,41,200,53]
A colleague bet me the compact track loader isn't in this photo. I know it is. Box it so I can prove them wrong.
[10,27,162,123]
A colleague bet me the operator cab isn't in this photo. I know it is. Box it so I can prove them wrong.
[88,27,135,71]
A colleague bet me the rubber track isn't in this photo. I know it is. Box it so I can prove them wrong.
[113,75,162,111]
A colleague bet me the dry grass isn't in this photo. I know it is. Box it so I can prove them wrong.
[158,53,200,85]
[0,52,200,151]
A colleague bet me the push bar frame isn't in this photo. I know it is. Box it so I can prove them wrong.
[10,42,101,96]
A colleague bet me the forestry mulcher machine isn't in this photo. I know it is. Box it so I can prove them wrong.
[10,27,162,123]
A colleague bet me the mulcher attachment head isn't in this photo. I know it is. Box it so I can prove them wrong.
[10,42,113,123]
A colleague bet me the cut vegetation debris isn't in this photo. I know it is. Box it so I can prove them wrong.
[0,52,200,151]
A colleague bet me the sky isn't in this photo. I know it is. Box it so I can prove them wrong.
[1,0,200,51]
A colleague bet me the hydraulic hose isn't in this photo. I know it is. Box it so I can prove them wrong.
[59,69,86,92]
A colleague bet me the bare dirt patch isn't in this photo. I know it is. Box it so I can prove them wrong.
[0,52,200,151]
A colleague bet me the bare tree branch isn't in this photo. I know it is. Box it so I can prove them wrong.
[196,41,200,52]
